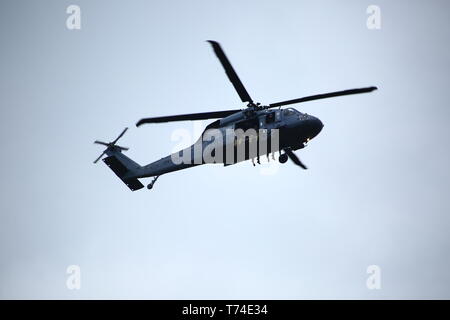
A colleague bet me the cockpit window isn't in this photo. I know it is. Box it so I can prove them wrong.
[283,108,295,116]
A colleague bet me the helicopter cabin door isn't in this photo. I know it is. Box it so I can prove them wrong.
[229,116,260,164]
[258,110,281,156]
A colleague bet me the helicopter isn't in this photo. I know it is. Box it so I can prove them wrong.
[94,40,377,191]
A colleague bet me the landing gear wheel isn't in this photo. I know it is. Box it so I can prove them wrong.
[147,176,159,190]
[279,153,288,164]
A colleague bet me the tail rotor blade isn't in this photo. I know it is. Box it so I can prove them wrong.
[93,151,106,164]
[112,127,128,144]
[94,140,109,146]
[285,148,307,169]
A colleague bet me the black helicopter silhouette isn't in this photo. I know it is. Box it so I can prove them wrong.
[94,41,377,191]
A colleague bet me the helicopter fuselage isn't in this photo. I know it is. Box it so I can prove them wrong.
[126,107,323,180]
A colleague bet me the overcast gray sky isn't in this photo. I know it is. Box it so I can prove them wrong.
[1,0,449,299]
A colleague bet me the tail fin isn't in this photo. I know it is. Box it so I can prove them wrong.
[94,128,144,191]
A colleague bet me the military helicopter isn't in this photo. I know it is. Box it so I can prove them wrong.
[94,41,377,191]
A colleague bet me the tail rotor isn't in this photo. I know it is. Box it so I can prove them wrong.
[93,127,129,164]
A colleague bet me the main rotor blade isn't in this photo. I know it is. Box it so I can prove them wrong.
[112,127,128,144]
[136,109,240,126]
[285,148,308,169]
[207,40,253,104]
[269,86,378,108]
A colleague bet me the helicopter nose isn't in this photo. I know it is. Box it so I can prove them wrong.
[309,116,323,138]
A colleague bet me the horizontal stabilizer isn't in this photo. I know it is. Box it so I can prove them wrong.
[103,156,144,191]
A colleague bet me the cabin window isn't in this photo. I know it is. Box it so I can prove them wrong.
[266,112,275,124]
